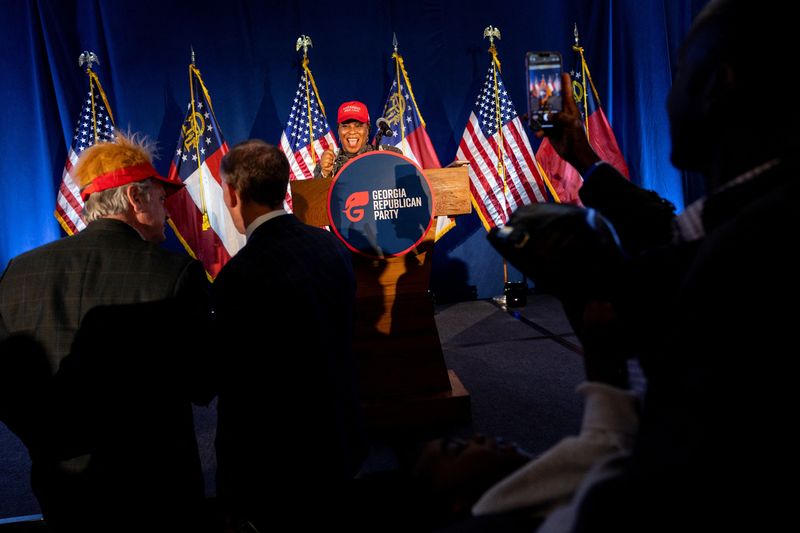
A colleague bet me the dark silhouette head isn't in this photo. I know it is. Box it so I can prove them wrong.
[668,0,797,187]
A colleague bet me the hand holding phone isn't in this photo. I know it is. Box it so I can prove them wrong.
[526,51,563,129]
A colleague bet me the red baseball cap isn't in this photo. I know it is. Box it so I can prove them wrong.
[80,162,184,201]
[75,132,185,201]
[337,101,369,124]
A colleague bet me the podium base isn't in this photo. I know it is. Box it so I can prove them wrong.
[363,370,471,433]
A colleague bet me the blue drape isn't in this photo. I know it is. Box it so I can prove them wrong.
[0,0,708,298]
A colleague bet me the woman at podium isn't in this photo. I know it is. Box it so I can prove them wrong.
[314,100,401,179]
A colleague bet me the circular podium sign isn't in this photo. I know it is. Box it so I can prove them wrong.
[327,151,434,259]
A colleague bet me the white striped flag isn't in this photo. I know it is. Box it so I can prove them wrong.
[536,29,629,205]
[54,54,116,234]
[279,45,337,211]
[379,41,454,240]
[456,42,554,230]
[166,62,245,280]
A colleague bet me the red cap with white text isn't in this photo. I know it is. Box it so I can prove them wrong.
[337,101,369,124]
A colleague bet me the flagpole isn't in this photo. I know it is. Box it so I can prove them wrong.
[573,24,592,139]
[296,35,320,165]
[393,34,429,136]
[57,51,116,235]
[79,51,115,144]
[483,26,510,289]
[391,34,407,142]
[185,49,211,231]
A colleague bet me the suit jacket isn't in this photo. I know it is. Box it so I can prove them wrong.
[566,160,800,532]
[212,213,366,522]
[49,299,211,532]
[0,218,208,372]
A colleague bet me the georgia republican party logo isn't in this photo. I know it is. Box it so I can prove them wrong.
[344,191,369,222]
[327,152,434,259]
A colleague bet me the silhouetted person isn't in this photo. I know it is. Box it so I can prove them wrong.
[53,299,213,532]
[495,1,799,531]
[0,331,91,532]
[0,331,54,469]
[214,139,367,530]
[0,131,209,530]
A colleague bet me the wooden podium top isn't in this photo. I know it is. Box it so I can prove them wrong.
[290,166,470,227]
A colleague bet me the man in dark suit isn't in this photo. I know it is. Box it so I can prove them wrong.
[54,299,213,532]
[0,131,210,530]
[0,131,208,373]
[214,140,367,530]
[496,1,798,531]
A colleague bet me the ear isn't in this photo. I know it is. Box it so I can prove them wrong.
[125,185,145,213]
[224,181,239,209]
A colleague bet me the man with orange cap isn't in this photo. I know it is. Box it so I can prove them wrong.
[0,130,208,372]
[0,131,211,530]
[314,100,401,179]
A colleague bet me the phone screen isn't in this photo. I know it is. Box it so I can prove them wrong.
[526,52,563,128]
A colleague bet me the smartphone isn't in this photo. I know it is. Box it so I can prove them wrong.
[526,51,563,128]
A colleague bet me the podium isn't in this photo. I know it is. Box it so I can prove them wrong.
[290,156,472,432]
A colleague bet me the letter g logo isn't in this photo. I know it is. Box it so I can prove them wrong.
[344,191,369,222]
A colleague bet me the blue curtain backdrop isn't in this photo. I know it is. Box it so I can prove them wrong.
[0,0,708,299]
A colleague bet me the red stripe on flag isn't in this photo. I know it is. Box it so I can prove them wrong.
[56,151,85,235]
[319,135,335,153]
[406,127,441,169]
[465,119,504,194]
[501,132,540,204]
[505,121,549,201]
[203,142,228,185]
[462,120,506,221]
[59,179,84,217]
[55,205,79,234]
[489,131,526,210]
[460,159,502,225]
[588,109,629,177]
[536,138,583,205]
[165,164,232,279]
[484,133,523,216]
[458,137,495,224]
[293,148,313,179]
[535,108,629,206]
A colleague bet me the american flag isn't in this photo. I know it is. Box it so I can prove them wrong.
[380,50,454,239]
[54,68,115,234]
[279,61,337,210]
[536,37,629,205]
[457,52,553,230]
[165,64,244,280]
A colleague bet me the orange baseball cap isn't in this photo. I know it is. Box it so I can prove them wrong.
[80,162,184,201]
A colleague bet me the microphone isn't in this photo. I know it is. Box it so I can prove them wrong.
[376,117,394,138]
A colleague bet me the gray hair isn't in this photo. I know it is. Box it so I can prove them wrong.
[83,179,156,222]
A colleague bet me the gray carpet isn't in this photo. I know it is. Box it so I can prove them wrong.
[0,294,587,521]
[434,296,585,456]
